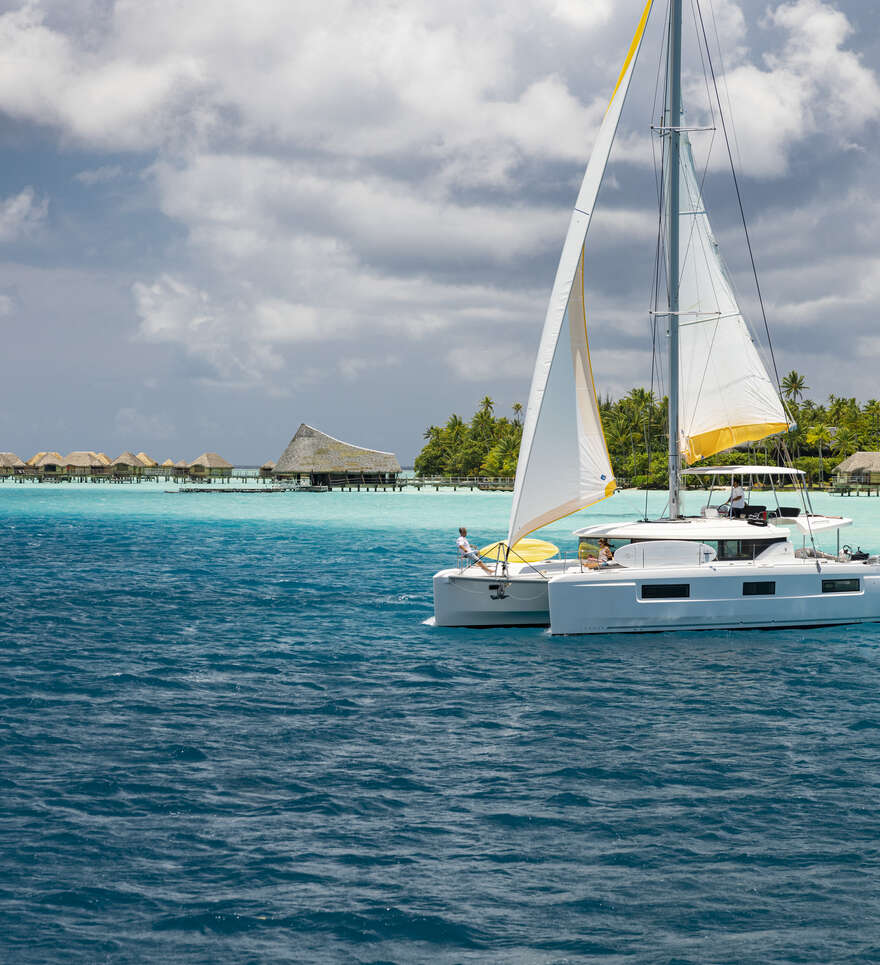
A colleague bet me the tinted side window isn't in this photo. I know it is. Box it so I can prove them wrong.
[743,581,775,596]
[822,578,860,593]
[641,583,690,599]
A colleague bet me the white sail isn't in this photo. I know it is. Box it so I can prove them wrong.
[676,136,789,462]
[507,0,654,550]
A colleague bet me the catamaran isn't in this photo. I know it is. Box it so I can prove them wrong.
[432,0,880,634]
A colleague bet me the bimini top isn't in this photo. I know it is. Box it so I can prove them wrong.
[682,465,804,478]
[574,517,789,542]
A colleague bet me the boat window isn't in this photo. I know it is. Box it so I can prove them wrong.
[578,537,630,558]
[821,578,860,593]
[743,581,775,596]
[716,538,786,561]
[641,583,690,599]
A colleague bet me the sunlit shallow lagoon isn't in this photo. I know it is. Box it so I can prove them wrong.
[2,483,880,963]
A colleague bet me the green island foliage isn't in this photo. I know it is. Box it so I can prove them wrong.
[415,372,878,488]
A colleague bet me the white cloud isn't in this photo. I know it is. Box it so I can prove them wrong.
[447,341,534,381]
[1,0,879,413]
[545,0,613,31]
[0,187,47,242]
[75,165,123,185]
[689,0,880,176]
[339,354,400,381]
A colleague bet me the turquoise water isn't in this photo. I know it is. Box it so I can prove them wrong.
[3,483,880,962]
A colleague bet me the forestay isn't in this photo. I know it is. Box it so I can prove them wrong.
[676,136,789,462]
[507,0,653,550]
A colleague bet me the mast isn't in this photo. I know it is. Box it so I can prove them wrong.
[666,0,682,518]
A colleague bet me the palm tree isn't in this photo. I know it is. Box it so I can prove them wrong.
[479,396,495,415]
[781,370,808,403]
[807,423,832,484]
[512,402,523,425]
[862,399,880,449]
[832,427,857,459]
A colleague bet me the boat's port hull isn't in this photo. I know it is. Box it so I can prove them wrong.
[548,560,880,635]
[432,569,549,627]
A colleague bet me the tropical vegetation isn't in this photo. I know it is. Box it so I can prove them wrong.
[415,372,879,487]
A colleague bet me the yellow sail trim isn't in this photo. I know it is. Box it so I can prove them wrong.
[685,422,790,464]
[608,0,655,109]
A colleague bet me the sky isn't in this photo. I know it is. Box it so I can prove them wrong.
[1,0,879,465]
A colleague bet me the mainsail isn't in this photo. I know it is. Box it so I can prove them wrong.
[676,136,789,462]
[507,0,654,550]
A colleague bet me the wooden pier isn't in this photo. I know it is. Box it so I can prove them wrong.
[834,484,880,496]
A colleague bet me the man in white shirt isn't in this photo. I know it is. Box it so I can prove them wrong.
[457,527,492,573]
[729,482,746,518]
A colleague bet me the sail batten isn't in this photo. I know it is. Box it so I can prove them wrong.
[506,0,654,550]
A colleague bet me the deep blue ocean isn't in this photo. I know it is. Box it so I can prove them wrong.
[3,484,880,963]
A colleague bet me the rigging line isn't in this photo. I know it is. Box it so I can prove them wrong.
[689,0,715,133]
[695,0,787,411]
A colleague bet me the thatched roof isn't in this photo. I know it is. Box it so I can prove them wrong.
[0,452,25,468]
[834,451,880,473]
[33,451,63,467]
[63,451,106,468]
[189,452,233,469]
[174,459,188,469]
[28,451,47,466]
[135,451,158,467]
[260,460,276,470]
[275,424,401,474]
[96,452,111,466]
[160,458,174,467]
[111,451,141,468]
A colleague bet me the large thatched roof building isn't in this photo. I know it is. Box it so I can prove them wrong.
[275,424,401,485]
[834,452,880,485]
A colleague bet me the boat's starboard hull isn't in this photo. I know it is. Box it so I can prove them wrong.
[548,560,880,635]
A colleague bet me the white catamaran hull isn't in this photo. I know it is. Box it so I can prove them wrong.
[548,560,880,635]
[432,568,550,627]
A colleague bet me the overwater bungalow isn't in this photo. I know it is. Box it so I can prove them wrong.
[274,424,401,486]
[188,452,233,478]
[0,452,27,476]
[259,460,276,477]
[62,451,108,475]
[136,452,158,469]
[834,452,880,486]
[31,451,64,473]
[110,451,143,475]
